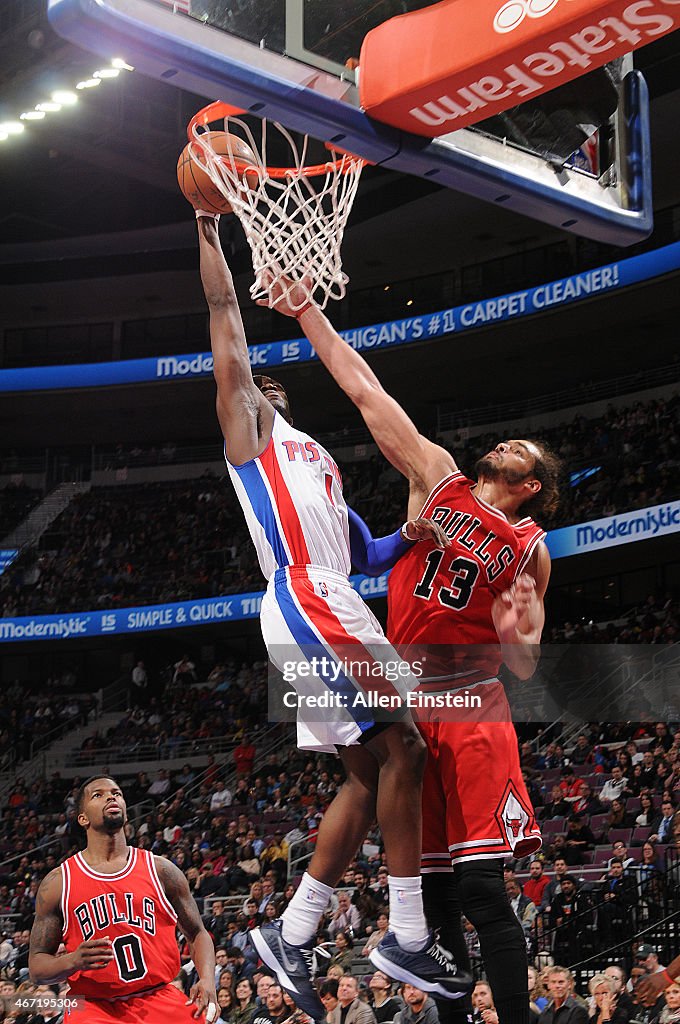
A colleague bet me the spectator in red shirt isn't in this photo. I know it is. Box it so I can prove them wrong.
[571,782,602,816]
[559,767,582,800]
[523,860,551,907]
[233,735,256,777]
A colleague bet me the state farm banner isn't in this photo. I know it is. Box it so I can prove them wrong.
[360,0,680,135]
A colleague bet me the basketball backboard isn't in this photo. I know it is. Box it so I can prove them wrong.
[48,0,654,244]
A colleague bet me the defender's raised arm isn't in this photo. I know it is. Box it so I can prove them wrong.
[259,276,455,511]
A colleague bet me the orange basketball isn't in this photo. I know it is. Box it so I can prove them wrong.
[177,130,258,214]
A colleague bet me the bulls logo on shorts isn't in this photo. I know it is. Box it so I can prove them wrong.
[496,785,532,846]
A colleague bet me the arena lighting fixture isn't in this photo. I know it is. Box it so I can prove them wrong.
[52,90,78,104]
[6,61,132,136]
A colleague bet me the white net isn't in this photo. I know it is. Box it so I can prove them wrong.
[189,115,364,312]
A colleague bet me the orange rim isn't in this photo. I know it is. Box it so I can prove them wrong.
[188,101,365,178]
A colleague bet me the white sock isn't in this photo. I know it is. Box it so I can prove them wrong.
[281,872,334,946]
[388,875,429,952]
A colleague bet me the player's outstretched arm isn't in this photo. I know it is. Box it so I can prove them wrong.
[348,506,449,576]
[197,215,272,464]
[156,856,217,1021]
[491,542,550,680]
[29,869,114,984]
[258,276,455,497]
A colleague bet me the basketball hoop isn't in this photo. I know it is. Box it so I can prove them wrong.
[188,101,365,312]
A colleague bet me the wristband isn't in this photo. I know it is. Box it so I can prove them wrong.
[401,523,414,542]
[294,302,313,319]
[195,209,220,221]
[663,970,677,987]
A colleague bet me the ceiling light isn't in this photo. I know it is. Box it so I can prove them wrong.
[52,90,78,105]
[0,122,24,134]
[93,68,120,79]
[36,101,61,112]
[76,79,101,89]
[0,132,8,142]
[20,111,46,120]
[111,58,134,71]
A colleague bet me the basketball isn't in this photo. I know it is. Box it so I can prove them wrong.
[177,130,257,214]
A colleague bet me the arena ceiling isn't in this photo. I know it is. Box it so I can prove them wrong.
[0,3,678,450]
[0,1,679,265]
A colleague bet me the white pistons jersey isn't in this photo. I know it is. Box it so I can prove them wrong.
[226,411,351,579]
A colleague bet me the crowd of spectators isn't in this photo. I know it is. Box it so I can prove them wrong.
[0,687,95,772]
[0,485,42,544]
[452,394,679,531]
[548,595,680,646]
[0,391,677,619]
[2,704,680,1022]
[2,957,679,1024]
[74,660,268,767]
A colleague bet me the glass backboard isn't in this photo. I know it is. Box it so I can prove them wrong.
[48,0,654,245]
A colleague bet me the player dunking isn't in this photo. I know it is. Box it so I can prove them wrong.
[193,210,471,1020]
[29,776,217,1023]
[258,275,561,1024]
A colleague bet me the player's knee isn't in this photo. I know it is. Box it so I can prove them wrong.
[399,721,427,776]
[455,860,515,927]
[369,721,427,777]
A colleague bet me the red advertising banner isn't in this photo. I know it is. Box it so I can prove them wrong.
[360,0,680,135]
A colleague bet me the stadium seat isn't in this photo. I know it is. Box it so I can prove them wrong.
[589,813,609,835]
[607,828,632,846]
[541,818,566,834]
[632,826,650,846]
[592,845,614,866]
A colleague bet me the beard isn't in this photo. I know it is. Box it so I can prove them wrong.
[270,396,292,424]
[475,456,530,486]
[102,808,125,833]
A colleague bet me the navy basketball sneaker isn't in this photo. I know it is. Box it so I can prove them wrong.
[369,930,473,998]
[249,921,325,1021]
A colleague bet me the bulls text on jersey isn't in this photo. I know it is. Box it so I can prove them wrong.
[74,893,156,941]
[426,506,516,583]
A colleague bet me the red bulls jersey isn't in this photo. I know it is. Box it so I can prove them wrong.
[61,847,180,999]
[388,472,545,681]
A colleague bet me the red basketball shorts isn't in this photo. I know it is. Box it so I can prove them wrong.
[63,983,207,1023]
[419,697,542,870]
